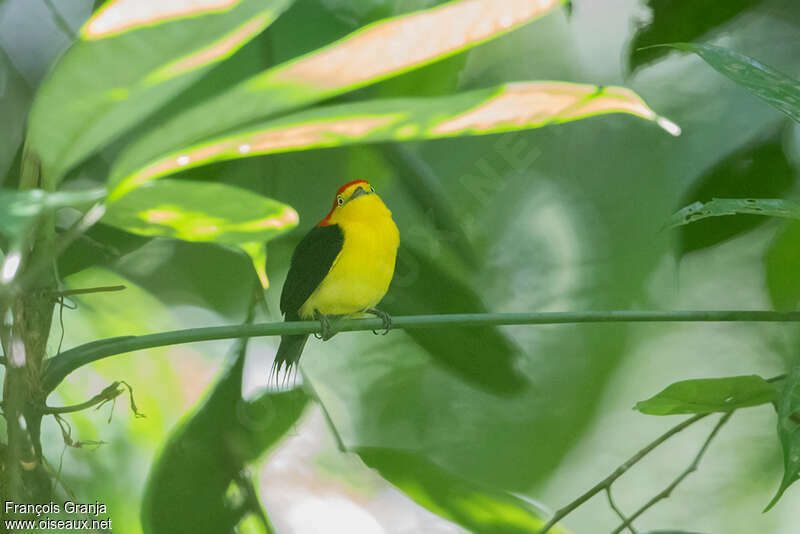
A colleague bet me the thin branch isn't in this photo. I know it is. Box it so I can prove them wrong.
[538,414,709,534]
[42,381,126,415]
[610,412,733,534]
[605,487,637,534]
[51,285,126,298]
[42,310,800,393]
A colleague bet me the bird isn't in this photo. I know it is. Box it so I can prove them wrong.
[272,179,399,378]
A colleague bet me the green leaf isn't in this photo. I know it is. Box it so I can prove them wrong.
[386,244,527,394]
[105,0,569,191]
[661,43,800,123]
[629,0,766,72]
[765,363,800,511]
[356,447,572,534]
[668,198,800,228]
[102,179,298,287]
[677,126,797,256]
[635,375,778,415]
[765,221,800,311]
[0,187,106,240]
[142,350,309,534]
[26,0,294,181]
[110,82,678,196]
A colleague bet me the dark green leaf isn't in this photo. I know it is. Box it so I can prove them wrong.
[765,221,800,311]
[385,244,527,394]
[765,363,800,511]
[635,375,778,415]
[662,43,800,123]
[629,0,766,72]
[356,447,571,534]
[668,198,800,228]
[142,351,309,533]
[27,0,294,181]
[678,127,796,255]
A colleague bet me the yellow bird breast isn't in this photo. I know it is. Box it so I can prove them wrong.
[299,194,399,318]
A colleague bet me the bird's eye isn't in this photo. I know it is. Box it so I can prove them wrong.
[370,185,375,193]
[337,195,344,206]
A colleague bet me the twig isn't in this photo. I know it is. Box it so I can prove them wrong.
[41,310,800,393]
[43,382,125,415]
[538,414,708,534]
[610,412,733,534]
[51,285,126,298]
[605,487,636,534]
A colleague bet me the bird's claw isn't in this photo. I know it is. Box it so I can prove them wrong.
[314,309,336,341]
[366,308,392,335]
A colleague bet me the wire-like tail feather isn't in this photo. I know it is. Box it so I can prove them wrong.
[271,333,309,382]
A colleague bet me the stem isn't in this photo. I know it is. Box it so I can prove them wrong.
[605,488,636,534]
[538,414,708,534]
[610,412,733,534]
[51,285,126,298]
[42,310,800,393]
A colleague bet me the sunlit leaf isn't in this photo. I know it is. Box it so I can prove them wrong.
[765,363,800,511]
[635,375,778,416]
[668,198,800,228]
[629,0,766,72]
[661,43,800,123]
[677,127,796,256]
[765,221,800,311]
[110,82,678,196]
[26,0,294,181]
[102,179,298,286]
[106,0,568,191]
[142,350,309,533]
[356,447,572,534]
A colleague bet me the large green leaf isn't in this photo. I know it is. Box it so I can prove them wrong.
[668,198,800,228]
[26,0,294,181]
[635,375,778,416]
[662,43,800,123]
[105,0,569,191]
[628,0,766,72]
[356,447,571,534]
[677,126,797,256]
[110,82,678,196]
[765,221,800,311]
[102,179,298,286]
[386,244,527,394]
[142,349,309,534]
[765,363,800,511]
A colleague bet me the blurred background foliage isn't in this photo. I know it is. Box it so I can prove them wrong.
[1,0,800,533]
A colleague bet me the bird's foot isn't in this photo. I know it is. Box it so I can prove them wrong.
[314,309,337,341]
[366,308,392,335]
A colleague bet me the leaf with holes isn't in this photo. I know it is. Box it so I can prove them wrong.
[668,198,800,229]
[26,0,295,182]
[102,179,298,287]
[110,82,678,196]
[635,375,778,416]
[356,447,572,534]
[765,363,800,511]
[105,0,570,191]
[661,43,800,123]
[677,127,797,256]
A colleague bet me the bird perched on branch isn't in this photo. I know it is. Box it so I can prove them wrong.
[272,180,399,378]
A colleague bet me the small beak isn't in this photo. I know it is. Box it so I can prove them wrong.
[348,186,370,202]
